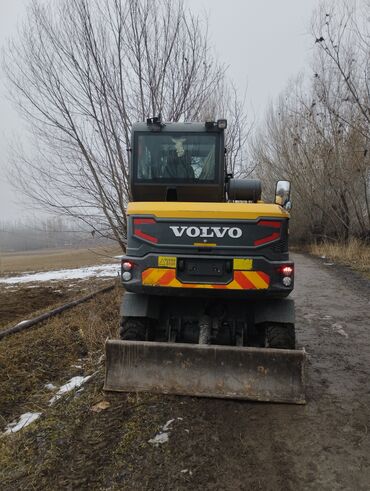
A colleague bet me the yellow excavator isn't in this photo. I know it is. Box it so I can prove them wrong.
[104,117,305,403]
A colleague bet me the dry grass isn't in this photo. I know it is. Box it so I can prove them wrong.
[310,238,370,278]
[0,285,120,426]
[0,244,122,274]
[0,283,171,490]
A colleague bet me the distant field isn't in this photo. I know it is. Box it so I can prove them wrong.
[0,245,123,274]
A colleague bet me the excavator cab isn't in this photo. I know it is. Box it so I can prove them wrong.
[130,118,226,202]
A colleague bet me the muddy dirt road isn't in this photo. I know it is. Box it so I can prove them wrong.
[182,252,370,491]
[1,253,369,490]
[111,252,370,491]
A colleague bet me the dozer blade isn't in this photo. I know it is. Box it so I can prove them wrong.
[104,340,305,404]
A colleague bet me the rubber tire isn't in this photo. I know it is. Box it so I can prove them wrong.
[265,324,295,349]
[119,317,147,341]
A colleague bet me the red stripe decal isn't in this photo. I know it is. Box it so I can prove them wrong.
[135,229,158,243]
[142,269,152,280]
[258,271,270,284]
[134,218,155,225]
[254,232,280,246]
[234,272,256,289]
[258,220,281,228]
[158,270,176,285]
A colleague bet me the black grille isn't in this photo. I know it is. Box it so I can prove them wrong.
[273,238,288,253]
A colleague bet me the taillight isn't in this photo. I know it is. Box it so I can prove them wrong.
[121,260,133,281]
[277,264,294,287]
[278,265,294,276]
[122,261,133,271]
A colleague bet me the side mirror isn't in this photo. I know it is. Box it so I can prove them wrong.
[275,180,291,210]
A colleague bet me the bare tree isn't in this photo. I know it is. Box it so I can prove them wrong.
[4,0,230,249]
[199,81,254,177]
[312,1,370,236]
[252,0,370,242]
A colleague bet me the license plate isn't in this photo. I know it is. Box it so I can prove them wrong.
[158,256,177,268]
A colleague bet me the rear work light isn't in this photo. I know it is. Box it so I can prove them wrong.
[122,271,132,282]
[282,276,292,286]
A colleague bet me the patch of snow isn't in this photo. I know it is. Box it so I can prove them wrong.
[148,432,169,445]
[4,412,41,435]
[0,263,119,285]
[45,383,56,390]
[71,364,82,369]
[337,329,348,338]
[332,322,348,338]
[180,469,193,476]
[148,418,183,446]
[323,262,334,266]
[49,375,92,404]
[320,255,326,259]
[162,418,175,431]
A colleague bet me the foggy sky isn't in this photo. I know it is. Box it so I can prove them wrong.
[0,0,321,220]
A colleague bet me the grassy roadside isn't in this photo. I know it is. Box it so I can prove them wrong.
[0,285,121,488]
[0,284,198,490]
[308,238,370,279]
[0,286,120,425]
[0,279,117,330]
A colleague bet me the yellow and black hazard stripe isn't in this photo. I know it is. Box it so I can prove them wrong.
[141,268,270,290]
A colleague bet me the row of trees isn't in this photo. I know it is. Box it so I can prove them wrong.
[253,1,370,241]
[0,218,105,252]
[4,0,251,249]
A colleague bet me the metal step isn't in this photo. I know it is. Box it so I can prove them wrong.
[104,339,306,404]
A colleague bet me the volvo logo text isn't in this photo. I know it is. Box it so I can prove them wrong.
[169,226,242,239]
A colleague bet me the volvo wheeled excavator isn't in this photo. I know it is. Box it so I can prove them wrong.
[104,117,305,403]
